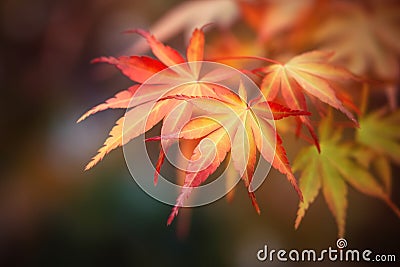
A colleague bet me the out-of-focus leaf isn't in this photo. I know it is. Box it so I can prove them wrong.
[129,0,239,54]
[240,0,316,42]
[357,109,400,164]
[312,0,400,82]
[294,113,400,237]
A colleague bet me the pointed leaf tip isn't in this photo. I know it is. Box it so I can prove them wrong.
[154,149,166,186]
[127,28,185,67]
[90,56,116,64]
[383,197,400,219]
[249,192,261,215]
[167,206,179,226]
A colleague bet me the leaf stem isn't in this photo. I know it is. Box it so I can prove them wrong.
[207,55,283,65]
[360,82,369,116]
[383,196,400,219]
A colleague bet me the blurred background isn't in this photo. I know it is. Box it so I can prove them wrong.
[0,0,399,266]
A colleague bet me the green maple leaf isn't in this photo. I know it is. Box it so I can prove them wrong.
[357,109,400,165]
[293,112,400,237]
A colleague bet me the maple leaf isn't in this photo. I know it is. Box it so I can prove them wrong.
[162,83,310,225]
[78,28,222,171]
[356,108,400,165]
[258,50,359,151]
[128,0,239,54]
[239,0,316,42]
[312,0,400,82]
[293,112,400,237]
[349,147,392,197]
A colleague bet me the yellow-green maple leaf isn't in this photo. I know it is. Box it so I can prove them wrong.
[357,109,400,165]
[293,113,400,237]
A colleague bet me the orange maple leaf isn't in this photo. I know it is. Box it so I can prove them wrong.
[160,83,310,225]
[257,50,359,151]
[78,28,221,171]
[240,0,316,42]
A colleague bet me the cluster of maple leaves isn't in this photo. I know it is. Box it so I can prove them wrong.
[79,0,400,237]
